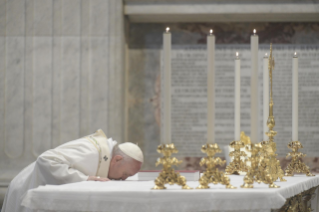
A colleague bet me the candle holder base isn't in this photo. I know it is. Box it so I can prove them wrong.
[152,143,192,190]
[284,141,315,177]
[263,130,286,183]
[240,132,282,188]
[196,144,236,189]
[225,132,250,175]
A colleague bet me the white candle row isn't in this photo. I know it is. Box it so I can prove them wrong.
[162,28,299,144]
[233,50,299,143]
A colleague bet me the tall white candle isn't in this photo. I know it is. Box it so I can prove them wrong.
[162,27,171,144]
[263,53,269,141]
[292,52,298,141]
[207,29,215,144]
[235,52,241,141]
[250,29,259,143]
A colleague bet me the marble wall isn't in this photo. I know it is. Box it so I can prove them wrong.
[0,0,125,191]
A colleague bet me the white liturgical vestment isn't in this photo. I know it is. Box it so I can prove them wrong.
[2,129,116,212]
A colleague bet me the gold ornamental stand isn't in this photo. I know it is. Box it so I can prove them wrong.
[240,132,281,188]
[225,132,250,175]
[152,143,192,190]
[240,136,284,188]
[285,141,315,177]
[241,44,286,189]
[263,43,286,183]
[196,143,236,189]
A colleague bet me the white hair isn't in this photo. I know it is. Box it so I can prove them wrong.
[112,144,133,162]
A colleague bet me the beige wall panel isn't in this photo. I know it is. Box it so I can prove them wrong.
[24,37,34,157]
[51,0,62,147]
[90,0,109,36]
[25,0,34,36]
[0,0,6,36]
[62,0,80,36]
[107,0,124,142]
[6,0,25,36]
[60,37,80,143]
[0,37,5,159]
[80,37,90,136]
[53,0,62,37]
[89,38,108,133]
[81,0,90,37]
[5,37,24,158]
[52,36,62,147]
[32,37,52,156]
[34,0,52,36]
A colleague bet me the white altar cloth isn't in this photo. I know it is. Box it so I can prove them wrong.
[22,175,319,212]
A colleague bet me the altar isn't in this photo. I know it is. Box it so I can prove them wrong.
[22,175,319,212]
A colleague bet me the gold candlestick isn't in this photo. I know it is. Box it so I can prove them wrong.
[196,143,236,189]
[240,132,281,188]
[285,141,315,177]
[240,134,279,188]
[152,143,192,190]
[225,132,250,175]
[263,43,286,183]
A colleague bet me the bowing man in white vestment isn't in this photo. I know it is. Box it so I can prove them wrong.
[1,129,144,212]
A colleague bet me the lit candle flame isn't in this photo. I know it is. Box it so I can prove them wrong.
[236,52,239,57]
[265,53,268,56]
[166,27,170,32]
[253,29,256,34]
[294,52,297,56]
[210,29,213,34]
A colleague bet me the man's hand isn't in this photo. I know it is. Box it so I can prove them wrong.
[87,176,109,182]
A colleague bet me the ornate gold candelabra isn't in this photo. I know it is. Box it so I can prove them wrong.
[264,43,286,183]
[284,141,315,177]
[241,44,286,188]
[196,143,236,189]
[225,132,250,175]
[152,143,192,190]
[240,132,281,188]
